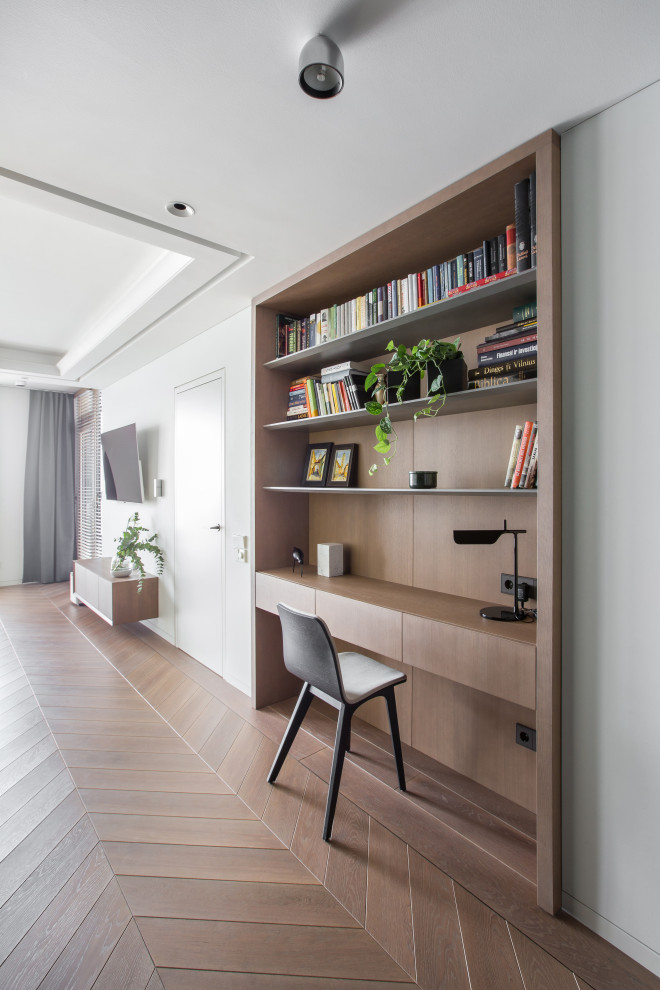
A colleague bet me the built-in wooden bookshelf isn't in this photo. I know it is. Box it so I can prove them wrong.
[252,130,561,912]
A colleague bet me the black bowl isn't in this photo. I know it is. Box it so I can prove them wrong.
[409,471,437,489]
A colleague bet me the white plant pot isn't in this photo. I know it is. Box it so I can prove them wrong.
[111,556,132,579]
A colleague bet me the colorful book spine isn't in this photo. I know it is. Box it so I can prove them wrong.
[506,224,516,271]
[511,420,534,488]
[468,357,537,379]
[518,422,538,488]
[467,370,536,389]
[504,425,524,487]
[529,171,537,269]
[478,341,538,366]
[525,434,539,488]
[477,333,537,355]
[513,301,537,322]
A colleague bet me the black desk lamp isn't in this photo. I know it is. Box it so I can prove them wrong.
[453,520,535,622]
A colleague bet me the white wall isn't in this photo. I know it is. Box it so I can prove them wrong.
[0,388,30,586]
[101,307,253,695]
[562,81,660,975]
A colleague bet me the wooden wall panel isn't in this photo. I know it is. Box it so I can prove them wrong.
[413,403,538,489]
[309,493,414,584]
[411,669,536,811]
[412,494,537,604]
[310,420,413,490]
[253,610,301,709]
[535,129,562,913]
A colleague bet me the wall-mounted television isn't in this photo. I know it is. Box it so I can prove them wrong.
[101,423,144,503]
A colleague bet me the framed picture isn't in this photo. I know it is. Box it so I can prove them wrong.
[302,442,333,487]
[326,443,357,487]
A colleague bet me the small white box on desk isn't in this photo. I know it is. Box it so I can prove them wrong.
[317,543,344,577]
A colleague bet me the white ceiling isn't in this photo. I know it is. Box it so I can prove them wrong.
[1,0,660,390]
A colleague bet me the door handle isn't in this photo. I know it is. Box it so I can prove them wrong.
[209,524,222,531]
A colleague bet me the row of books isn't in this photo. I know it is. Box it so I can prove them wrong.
[466,299,538,388]
[275,176,537,358]
[287,362,368,419]
[504,421,538,489]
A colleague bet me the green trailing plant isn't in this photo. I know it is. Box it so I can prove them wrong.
[365,337,462,474]
[112,512,165,591]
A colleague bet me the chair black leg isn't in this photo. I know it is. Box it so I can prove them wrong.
[385,688,406,791]
[323,704,352,841]
[267,683,313,784]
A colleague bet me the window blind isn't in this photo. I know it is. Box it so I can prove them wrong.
[74,389,102,559]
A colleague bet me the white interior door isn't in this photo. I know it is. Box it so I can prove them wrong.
[174,372,224,674]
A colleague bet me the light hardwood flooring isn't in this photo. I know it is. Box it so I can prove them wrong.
[0,583,658,990]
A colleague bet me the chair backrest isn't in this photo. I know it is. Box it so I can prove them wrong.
[277,603,344,703]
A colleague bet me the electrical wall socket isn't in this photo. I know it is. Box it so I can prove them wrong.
[516,723,537,751]
[501,573,537,600]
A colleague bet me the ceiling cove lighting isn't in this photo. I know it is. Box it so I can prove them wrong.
[166,201,195,218]
[298,35,344,98]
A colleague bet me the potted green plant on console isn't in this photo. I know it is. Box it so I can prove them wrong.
[111,512,165,591]
[365,337,466,475]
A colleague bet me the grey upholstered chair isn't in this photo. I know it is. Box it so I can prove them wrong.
[267,603,407,841]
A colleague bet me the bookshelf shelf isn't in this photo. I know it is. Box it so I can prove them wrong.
[264,269,537,375]
[264,379,537,431]
[253,130,560,912]
[264,486,537,496]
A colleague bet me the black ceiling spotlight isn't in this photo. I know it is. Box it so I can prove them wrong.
[298,35,344,99]
[453,520,536,622]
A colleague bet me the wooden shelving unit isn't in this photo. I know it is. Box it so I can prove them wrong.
[252,130,561,912]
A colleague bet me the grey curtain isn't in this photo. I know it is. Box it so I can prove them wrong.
[23,391,76,584]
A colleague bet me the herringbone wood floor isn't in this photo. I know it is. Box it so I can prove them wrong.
[0,583,658,990]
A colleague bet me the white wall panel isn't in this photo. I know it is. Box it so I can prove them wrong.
[101,307,252,695]
[562,79,660,975]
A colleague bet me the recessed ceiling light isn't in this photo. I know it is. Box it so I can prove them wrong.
[166,201,195,218]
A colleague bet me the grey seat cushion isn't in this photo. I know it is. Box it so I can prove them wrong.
[337,651,406,704]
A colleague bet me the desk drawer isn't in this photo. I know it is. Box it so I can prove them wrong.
[403,614,535,708]
[255,572,315,616]
[316,590,402,661]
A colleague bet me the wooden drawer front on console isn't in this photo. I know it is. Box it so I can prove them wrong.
[255,572,316,616]
[403,614,535,709]
[316,590,402,662]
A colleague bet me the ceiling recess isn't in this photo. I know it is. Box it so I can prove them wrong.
[166,201,195,218]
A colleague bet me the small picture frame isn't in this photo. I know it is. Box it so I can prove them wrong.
[326,443,357,487]
[302,442,333,487]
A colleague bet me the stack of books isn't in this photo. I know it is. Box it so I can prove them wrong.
[467,301,538,389]
[504,421,538,489]
[286,362,369,419]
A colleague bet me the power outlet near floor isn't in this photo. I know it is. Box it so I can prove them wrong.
[516,723,537,751]
[501,573,537,601]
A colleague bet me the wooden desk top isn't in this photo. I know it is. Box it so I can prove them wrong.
[259,567,536,645]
